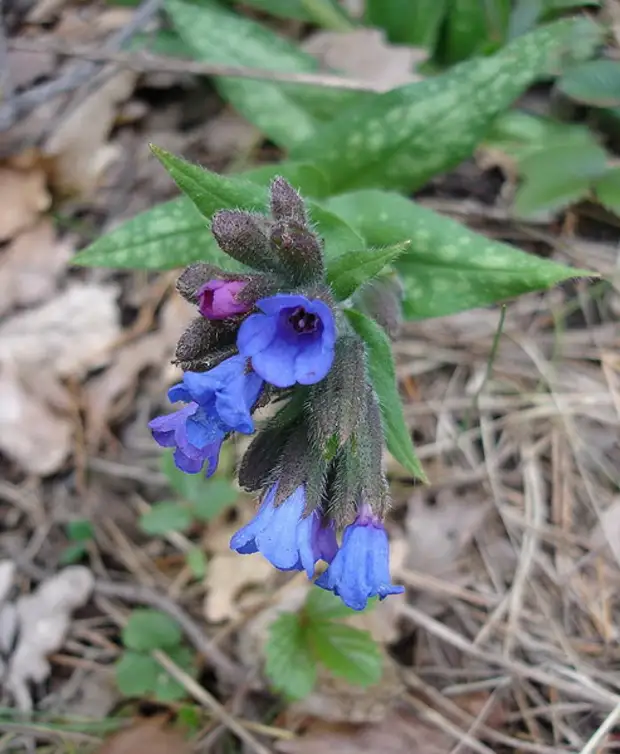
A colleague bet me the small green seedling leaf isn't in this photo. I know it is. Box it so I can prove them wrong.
[153,645,195,702]
[558,59,620,108]
[161,450,214,507]
[186,547,208,579]
[265,613,317,700]
[305,586,357,621]
[139,502,194,535]
[122,609,182,651]
[309,622,383,687]
[344,308,426,482]
[594,167,620,215]
[59,543,88,565]
[191,480,238,521]
[326,243,408,301]
[66,519,94,541]
[115,651,159,697]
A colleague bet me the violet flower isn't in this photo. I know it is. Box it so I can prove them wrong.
[197,279,250,320]
[149,355,263,476]
[237,293,336,388]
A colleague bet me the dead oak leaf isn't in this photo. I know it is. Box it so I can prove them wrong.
[0,166,51,241]
[0,219,73,317]
[203,553,274,622]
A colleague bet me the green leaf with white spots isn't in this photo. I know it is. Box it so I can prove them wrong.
[73,196,214,269]
[165,0,364,148]
[328,190,596,319]
[344,309,426,481]
[221,0,354,28]
[292,19,600,193]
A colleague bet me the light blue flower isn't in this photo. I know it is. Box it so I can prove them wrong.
[230,484,338,577]
[316,504,404,610]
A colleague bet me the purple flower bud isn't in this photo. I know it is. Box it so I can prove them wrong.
[237,293,336,388]
[149,356,263,476]
[316,504,404,611]
[197,279,250,320]
[230,484,337,578]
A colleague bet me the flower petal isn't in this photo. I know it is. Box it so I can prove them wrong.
[257,293,309,316]
[293,339,334,385]
[251,338,299,387]
[237,313,277,357]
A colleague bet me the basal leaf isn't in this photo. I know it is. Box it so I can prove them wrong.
[292,19,599,193]
[558,59,620,107]
[73,196,215,270]
[365,0,448,48]
[439,0,509,64]
[123,609,182,651]
[327,243,408,300]
[309,622,382,686]
[165,0,363,147]
[221,0,352,27]
[328,191,595,319]
[265,613,317,700]
[344,309,426,481]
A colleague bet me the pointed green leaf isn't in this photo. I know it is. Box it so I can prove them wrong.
[292,19,601,193]
[151,148,365,264]
[265,613,317,700]
[165,0,363,148]
[139,502,194,535]
[558,60,620,107]
[122,609,182,651]
[309,622,382,686]
[327,243,408,300]
[439,0,509,64]
[594,167,620,215]
[344,308,426,481]
[328,190,596,319]
[186,547,208,579]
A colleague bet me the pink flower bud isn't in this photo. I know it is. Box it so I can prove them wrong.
[197,279,250,320]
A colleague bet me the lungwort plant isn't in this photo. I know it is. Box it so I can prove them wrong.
[75,4,598,695]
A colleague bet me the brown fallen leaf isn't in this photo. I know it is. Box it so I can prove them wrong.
[277,709,455,754]
[0,361,72,475]
[7,49,57,91]
[44,69,137,197]
[0,166,51,241]
[303,28,426,93]
[402,491,489,616]
[0,219,73,317]
[0,282,120,378]
[96,717,191,754]
[203,553,274,622]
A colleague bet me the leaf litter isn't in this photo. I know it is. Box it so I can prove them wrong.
[0,1,619,753]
